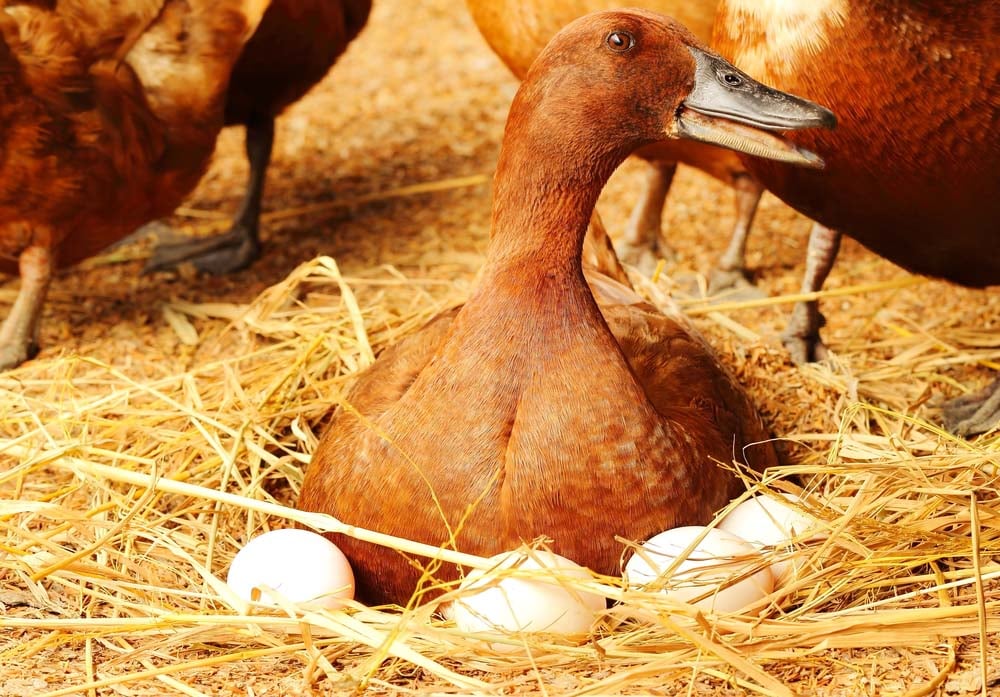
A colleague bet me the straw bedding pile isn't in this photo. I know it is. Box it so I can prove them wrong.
[2,2,999,695]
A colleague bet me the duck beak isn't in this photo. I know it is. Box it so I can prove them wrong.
[670,47,836,168]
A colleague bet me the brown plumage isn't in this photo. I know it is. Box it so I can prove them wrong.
[0,0,271,370]
[297,9,837,605]
[145,0,372,275]
[713,0,1000,434]
[465,0,765,289]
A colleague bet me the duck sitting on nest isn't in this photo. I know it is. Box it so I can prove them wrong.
[298,8,835,605]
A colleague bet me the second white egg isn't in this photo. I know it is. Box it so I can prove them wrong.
[452,549,605,645]
[624,526,773,614]
[718,493,820,585]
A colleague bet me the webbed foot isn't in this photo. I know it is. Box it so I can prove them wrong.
[942,378,1000,436]
[144,224,261,275]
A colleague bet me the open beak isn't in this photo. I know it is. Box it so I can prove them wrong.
[670,47,837,168]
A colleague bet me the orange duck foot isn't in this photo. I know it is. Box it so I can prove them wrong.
[942,379,1000,437]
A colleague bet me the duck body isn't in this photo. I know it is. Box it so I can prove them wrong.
[144,0,373,275]
[299,9,837,605]
[0,0,269,368]
[224,0,371,127]
[301,255,778,603]
[0,0,265,273]
[466,0,715,74]
[465,0,764,284]
[715,0,999,287]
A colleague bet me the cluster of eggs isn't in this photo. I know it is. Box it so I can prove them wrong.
[226,493,820,639]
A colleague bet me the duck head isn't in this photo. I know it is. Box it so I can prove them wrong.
[515,9,836,171]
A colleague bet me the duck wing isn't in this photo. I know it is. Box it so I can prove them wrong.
[317,307,461,433]
[587,269,778,472]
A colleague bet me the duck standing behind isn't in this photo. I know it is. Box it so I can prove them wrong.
[713,0,999,434]
[0,0,272,370]
[145,0,372,275]
[298,9,835,605]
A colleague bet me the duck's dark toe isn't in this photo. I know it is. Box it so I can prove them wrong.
[0,338,35,371]
[942,379,1000,437]
[781,331,829,365]
[782,302,829,364]
[144,225,261,275]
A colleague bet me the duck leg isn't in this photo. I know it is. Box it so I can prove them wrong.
[782,222,841,364]
[145,112,274,275]
[615,159,676,273]
[708,174,765,297]
[0,246,52,370]
[942,379,1000,436]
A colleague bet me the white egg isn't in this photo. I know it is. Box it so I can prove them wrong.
[718,493,820,585]
[452,549,605,646]
[624,526,773,613]
[226,529,354,610]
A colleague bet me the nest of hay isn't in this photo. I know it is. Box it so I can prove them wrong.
[3,250,1000,696]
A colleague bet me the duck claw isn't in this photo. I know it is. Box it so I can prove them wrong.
[942,378,1000,437]
[144,225,260,275]
[0,339,38,371]
[781,330,829,365]
[781,301,829,364]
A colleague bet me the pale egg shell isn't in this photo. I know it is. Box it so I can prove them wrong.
[718,493,820,585]
[226,529,354,610]
[624,526,773,614]
[452,550,604,647]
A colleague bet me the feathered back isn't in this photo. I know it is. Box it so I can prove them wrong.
[0,0,272,272]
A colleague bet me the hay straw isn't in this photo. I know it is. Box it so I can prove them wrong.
[679,276,926,316]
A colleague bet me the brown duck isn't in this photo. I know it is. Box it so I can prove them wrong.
[713,1,999,434]
[0,0,271,370]
[464,0,767,291]
[298,8,835,604]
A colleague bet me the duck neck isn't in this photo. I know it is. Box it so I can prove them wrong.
[485,163,596,281]
[486,75,629,283]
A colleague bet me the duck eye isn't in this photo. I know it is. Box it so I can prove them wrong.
[606,30,635,52]
[723,72,743,87]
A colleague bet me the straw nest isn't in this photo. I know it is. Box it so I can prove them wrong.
[2,2,999,696]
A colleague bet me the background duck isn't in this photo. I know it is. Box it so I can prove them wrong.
[0,0,271,370]
[145,0,372,275]
[464,0,767,291]
[298,8,834,605]
[713,0,999,435]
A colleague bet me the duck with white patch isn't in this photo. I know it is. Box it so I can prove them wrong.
[714,0,1000,435]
